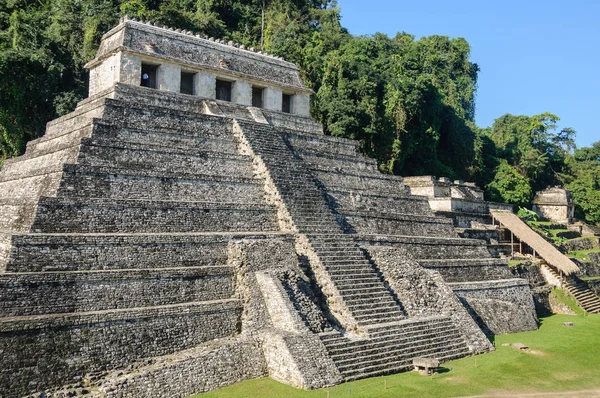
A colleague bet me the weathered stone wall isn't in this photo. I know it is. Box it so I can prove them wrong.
[3,233,235,272]
[424,262,513,283]
[30,197,277,234]
[96,337,266,398]
[340,211,456,237]
[357,235,493,261]
[0,269,233,316]
[0,301,241,397]
[449,280,538,335]
[228,237,342,390]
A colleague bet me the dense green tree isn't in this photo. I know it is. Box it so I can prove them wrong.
[486,159,533,207]
[564,142,600,225]
[0,0,598,224]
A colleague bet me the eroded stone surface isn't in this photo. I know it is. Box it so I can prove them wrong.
[0,21,539,397]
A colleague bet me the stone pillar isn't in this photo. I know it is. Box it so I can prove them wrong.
[195,71,216,99]
[263,87,283,112]
[157,63,180,92]
[89,52,135,96]
[120,53,142,86]
[232,80,252,106]
[293,93,310,117]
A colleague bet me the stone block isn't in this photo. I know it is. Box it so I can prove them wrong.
[264,86,283,111]
[195,71,216,98]
[232,79,252,106]
[293,93,310,117]
[157,63,181,92]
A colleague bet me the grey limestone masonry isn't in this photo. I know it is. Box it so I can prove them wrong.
[0,19,539,397]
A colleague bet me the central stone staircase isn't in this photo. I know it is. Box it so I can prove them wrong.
[236,120,480,376]
[237,121,406,327]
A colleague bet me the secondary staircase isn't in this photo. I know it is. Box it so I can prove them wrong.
[319,316,470,381]
[541,264,600,313]
[564,277,600,313]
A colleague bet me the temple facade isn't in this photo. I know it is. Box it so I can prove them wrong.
[532,186,575,225]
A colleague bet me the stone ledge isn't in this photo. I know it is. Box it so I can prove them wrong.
[356,234,487,246]
[37,196,276,211]
[0,266,232,281]
[340,209,454,225]
[79,137,248,160]
[448,278,531,290]
[0,299,241,332]
[418,258,508,267]
[63,164,260,185]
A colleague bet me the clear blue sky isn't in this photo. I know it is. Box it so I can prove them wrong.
[338,0,599,148]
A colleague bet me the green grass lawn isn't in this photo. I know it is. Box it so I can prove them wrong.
[568,248,600,261]
[196,314,600,398]
[507,259,529,267]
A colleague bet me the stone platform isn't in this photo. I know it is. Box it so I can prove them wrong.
[0,18,537,397]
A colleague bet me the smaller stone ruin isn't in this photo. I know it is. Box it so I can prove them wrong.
[532,186,575,225]
[403,176,512,228]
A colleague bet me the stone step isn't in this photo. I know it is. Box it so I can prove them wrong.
[0,298,242,393]
[342,349,467,382]
[335,279,382,289]
[57,164,266,203]
[0,145,80,182]
[343,300,402,311]
[77,139,254,178]
[366,320,455,338]
[326,324,461,353]
[336,285,391,295]
[89,123,239,155]
[285,133,359,158]
[100,99,234,140]
[341,345,469,381]
[354,314,405,325]
[335,337,467,371]
[1,232,279,273]
[416,258,508,267]
[355,235,493,261]
[327,269,378,277]
[322,258,372,266]
[327,268,379,277]
[44,98,107,138]
[0,266,233,316]
[351,304,404,316]
[0,170,64,201]
[323,324,462,355]
[28,197,278,234]
[326,328,463,358]
[24,125,93,158]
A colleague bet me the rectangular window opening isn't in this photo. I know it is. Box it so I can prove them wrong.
[216,79,232,102]
[180,72,195,95]
[141,64,158,89]
[282,93,293,113]
[252,86,264,108]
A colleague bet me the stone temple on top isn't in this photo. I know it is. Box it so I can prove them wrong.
[0,18,538,397]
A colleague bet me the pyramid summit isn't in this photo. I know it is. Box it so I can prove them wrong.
[0,20,537,397]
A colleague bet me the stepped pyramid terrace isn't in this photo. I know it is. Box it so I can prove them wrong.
[0,18,538,397]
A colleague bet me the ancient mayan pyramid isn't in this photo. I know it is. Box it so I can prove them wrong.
[0,18,538,397]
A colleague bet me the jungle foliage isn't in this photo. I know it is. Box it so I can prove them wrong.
[0,0,598,224]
